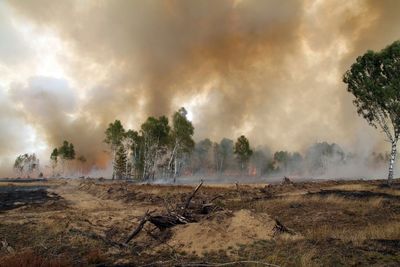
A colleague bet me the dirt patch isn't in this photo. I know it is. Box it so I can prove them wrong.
[168,209,274,255]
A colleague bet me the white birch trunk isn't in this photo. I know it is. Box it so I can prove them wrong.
[174,154,178,183]
[388,139,397,186]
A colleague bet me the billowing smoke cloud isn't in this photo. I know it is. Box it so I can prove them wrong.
[1,0,400,176]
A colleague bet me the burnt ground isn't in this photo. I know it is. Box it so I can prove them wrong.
[0,178,399,266]
[0,186,61,212]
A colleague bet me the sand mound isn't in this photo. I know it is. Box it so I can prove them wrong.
[167,209,274,255]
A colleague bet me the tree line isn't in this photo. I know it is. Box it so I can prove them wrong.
[12,112,391,180]
[12,39,400,185]
[103,107,390,180]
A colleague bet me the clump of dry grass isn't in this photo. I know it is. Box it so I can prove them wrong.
[327,183,376,191]
[299,248,318,267]
[306,221,400,245]
[245,193,384,214]
[0,249,71,267]
[85,249,107,264]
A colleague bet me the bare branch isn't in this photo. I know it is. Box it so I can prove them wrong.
[184,180,204,210]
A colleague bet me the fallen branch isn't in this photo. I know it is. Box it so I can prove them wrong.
[124,210,154,244]
[138,260,280,267]
[209,194,223,202]
[148,213,188,230]
[179,260,281,267]
[124,180,212,244]
[184,180,204,210]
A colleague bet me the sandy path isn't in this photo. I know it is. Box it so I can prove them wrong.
[44,181,151,236]
[50,181,127,212]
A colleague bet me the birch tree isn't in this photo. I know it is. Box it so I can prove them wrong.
[104,120,125,179]
[58,141,76,175]
[219,138,234,173]
[343,40,400,185]
[140,116,170,180]
[234,135,253,174]
[125,129,143,180]
[50,148,59,176]
[114,145,128,179]
[77,155,87,176]
[193,138,213,173]
[14,153,40,178]
[169,107,194,181]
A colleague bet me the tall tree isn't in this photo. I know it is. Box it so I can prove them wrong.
[125,129,143,180]
[114,145,128,179]
[13,153,40,178]
[50,148,59,177]
[343,40,400,185]
[104,120,125,179]
[77,155,87,175]
[193,138,213,173]
[140,116,170,180]
[274,151,290,173]
[250,149,268,176]
[305,142,344,175]
[170,107,194,181]
[214,138,234,173]
[234,135,253,173]
[57,140,76,175]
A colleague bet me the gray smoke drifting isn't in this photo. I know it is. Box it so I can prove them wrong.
[1,0,400,177]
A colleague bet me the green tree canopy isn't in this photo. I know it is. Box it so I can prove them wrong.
[141,116,170,145]
[234,135,253,172]
[104,120,126,149]
[50,148,58,162]
[343,40,400,184]
[114,145,128,179]
[171,107,195,153]
[58,140,75,160]
[14,153,39,177]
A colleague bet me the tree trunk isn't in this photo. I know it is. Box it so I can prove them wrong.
[174,154,178,182]
[388,139,398,186]
[111,149,116,180]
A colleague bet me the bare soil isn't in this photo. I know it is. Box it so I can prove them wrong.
[0,178,399,266]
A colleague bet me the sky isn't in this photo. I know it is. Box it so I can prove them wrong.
[0,0,400,176]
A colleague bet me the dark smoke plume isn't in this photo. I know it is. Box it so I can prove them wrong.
[1,0,400,176]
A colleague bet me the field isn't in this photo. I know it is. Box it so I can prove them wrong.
[0,177,399,266]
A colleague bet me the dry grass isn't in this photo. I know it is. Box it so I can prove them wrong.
[0,249,71,267]
[1,178,400,266]
[299,248,318,267]
[306,221,400,245]
[244,194,384,214]
[326,183,400,196]
[326,183,376,191]
[85,249,107,264]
